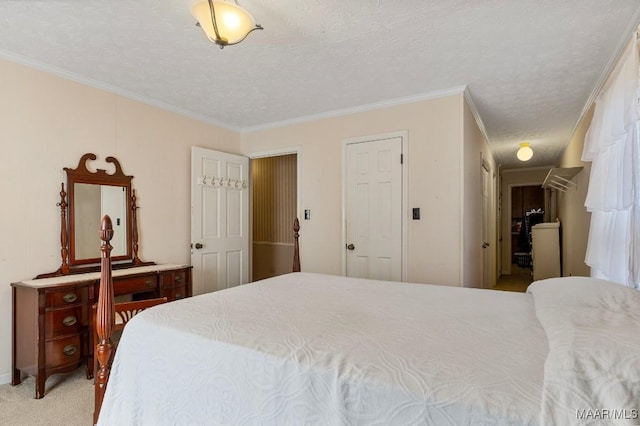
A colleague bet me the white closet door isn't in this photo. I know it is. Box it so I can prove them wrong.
[345,137,402,281]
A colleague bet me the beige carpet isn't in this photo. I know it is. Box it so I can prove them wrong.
[0,369,92,426]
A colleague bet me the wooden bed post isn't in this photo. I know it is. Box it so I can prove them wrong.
[57,183,70,275]
[293,218,301,272]
[131,189,143,265]
[94,216,115,425]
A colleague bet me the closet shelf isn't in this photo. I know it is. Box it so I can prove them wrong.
[542,167,583,192]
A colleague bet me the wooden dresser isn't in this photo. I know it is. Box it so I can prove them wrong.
[11,264,192,398]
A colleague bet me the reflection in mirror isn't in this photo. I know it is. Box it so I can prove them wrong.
[74,183,128,259]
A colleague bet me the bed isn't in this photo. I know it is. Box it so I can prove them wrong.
[94,218,640,425]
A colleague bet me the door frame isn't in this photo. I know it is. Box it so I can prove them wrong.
[247,146,302,282]
[503,181,543,276]
[480,155,493,289]
[341,130,409,281]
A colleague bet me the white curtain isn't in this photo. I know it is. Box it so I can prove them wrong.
[582,36,640,289]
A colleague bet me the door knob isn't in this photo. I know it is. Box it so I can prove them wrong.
[346,243,355,251]
[194,243,204,249]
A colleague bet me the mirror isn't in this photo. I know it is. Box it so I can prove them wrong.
[73,183,128,259]
[66,154,134,266]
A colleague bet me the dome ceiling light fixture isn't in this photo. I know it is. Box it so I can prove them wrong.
[191,0,263,49]
[517,142,533,162]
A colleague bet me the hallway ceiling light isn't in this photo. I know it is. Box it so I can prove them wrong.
[517,142,533,162]
[191,0,263,49]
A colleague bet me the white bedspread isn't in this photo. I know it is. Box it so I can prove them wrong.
[98,273,551,425]
[528,277,640,425]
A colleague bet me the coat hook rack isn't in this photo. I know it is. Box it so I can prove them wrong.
[198,175,246,190]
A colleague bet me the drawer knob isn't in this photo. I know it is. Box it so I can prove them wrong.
[174,275,183,282]
[63,293,77,303]
[63,345,78,356]
[62,316,77,327]
[145,280,155,287]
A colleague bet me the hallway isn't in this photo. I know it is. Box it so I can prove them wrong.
[493,265,532,293]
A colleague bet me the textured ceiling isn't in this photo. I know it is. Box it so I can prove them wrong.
[0,0,639,168]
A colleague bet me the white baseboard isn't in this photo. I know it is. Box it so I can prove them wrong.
[0,372,11,385]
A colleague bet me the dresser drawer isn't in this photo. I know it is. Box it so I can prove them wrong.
[45,286,88,308]
[45,335,82,368]
[162,270,187,289]
[165,285,187,302]
[114,275,158,296]
[45,307,83,338]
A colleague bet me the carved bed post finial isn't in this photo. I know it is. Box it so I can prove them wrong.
[57,182,70,275]
[131,189,142,265]
[293,218,301,273]
[94,216,115,424]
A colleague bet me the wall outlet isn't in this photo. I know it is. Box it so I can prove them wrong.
[304,209,310,220]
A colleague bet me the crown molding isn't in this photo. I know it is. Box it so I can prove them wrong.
[242,85,468,133]
[1,48,469,135]
[462,86,492,147]
[0,49,241,133]
[564,6,640,152]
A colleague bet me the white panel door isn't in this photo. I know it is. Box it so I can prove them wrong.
[481,162,492,288]
[345,137,402,281]
[191,147,249,295]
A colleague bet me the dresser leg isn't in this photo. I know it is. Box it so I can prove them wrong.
[86,356,94,380]
[35,373,45,399]
[11,367,21,385]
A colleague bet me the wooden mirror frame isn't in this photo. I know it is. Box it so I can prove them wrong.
[67,154,133,267]
[38,153,150,278]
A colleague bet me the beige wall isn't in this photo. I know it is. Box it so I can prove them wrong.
[557,106,593,277]
[499,168,551,275]
[242,94,465,286]
[0,58,240,382]
[463,101,497,288]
